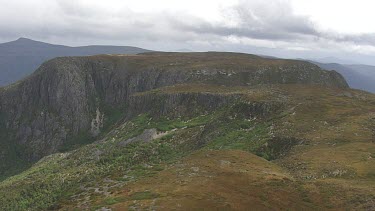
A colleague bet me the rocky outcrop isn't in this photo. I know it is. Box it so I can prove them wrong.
[126,92,243,119]
[91,108,104,136]
[117,128,170,147]
[0,52,349,175]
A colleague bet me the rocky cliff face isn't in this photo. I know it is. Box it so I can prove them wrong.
[0,52,349,176]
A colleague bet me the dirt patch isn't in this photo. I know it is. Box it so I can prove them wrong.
[118,128,171,147]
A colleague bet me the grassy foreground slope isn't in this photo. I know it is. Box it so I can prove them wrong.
[0,83,374,210]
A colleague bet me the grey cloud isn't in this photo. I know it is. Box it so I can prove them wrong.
[0,0,375,57]
[173,0,375,48]
[173,0,320,42]
[326,33,375,46]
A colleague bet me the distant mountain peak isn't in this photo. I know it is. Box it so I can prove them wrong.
[2,37,51,47]
[13,37,44,44]
[16,37,33,41]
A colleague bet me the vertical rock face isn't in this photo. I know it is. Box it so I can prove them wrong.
[0,52,349,174]
[0,58,95,161]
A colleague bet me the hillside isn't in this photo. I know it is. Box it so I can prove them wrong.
[0,38,150,86]
[1,52,374,210]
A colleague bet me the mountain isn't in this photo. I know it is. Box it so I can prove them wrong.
[310,57,358,65]
[1,52,375,210]
[0,38,151,86]
[312,62,375,93]
[348,64,375,78]
[0,52,348,175]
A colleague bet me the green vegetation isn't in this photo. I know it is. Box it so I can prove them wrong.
[59,131,93,152]
[0,128,32,181]
[104,196,126,205]
[206,121,270,151]
[102,105,126,131]
[129,191,160,200]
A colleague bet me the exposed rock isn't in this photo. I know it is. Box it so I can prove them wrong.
[117,128,169,147]
[91,108,104,136]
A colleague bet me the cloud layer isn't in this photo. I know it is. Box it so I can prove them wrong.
[1,0,375,62]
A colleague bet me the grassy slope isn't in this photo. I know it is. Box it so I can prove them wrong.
[0,84,374,210]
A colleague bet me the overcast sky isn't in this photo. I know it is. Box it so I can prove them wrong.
[1,0,375,64]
